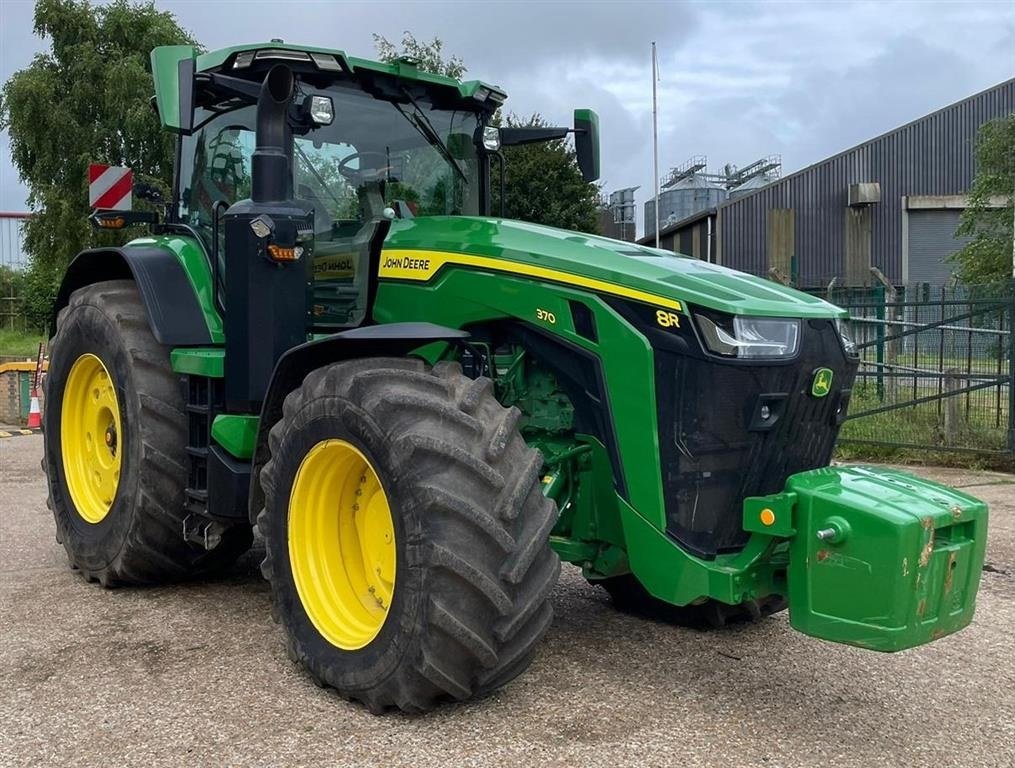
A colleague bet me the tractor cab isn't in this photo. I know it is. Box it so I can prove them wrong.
[169,46,493,329]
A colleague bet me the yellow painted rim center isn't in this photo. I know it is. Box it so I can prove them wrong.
[60,353,122,524]
[288,439,396,650]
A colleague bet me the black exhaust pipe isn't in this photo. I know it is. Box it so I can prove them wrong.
[223,63,312,412]
[251,65,294,203]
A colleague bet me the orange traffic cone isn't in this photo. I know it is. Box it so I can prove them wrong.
[26,389,41,429]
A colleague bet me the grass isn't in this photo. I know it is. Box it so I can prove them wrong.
[0,328,45,359]
[836,383,1014,471]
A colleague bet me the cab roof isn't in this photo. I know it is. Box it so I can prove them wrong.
[151,43,506,133]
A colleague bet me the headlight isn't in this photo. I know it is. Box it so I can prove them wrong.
[836,317,857,357]
[695,311,800,359]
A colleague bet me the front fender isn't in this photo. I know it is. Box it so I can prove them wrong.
[247,322,470,522]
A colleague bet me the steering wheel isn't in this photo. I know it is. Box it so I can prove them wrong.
[337,152,393,184]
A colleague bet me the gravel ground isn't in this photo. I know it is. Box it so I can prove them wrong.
[2,433,1013,768]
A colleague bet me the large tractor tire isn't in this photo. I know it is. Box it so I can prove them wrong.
[598,575,786,629]
[258,358,560,713]
[42,280,251,586]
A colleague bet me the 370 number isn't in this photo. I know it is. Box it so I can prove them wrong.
[536,308,557,324]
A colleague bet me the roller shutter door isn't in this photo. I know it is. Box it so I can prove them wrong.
[907,209,971,286]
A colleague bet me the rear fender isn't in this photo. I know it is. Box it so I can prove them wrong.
[51,246,213,345]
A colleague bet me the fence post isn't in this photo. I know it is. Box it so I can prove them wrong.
[870,268,897,403]
[944,368,963,446]
[874,283,886,402]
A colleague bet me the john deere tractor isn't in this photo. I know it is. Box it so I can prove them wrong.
[43,42,988,713]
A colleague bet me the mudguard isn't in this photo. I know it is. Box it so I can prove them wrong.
[51,246,212,345]
[247,322,470,522]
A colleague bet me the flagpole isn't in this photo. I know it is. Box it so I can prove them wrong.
[652,41,660,248]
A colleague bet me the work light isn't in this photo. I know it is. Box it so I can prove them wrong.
[308,95,334,125]
[482,126,501,151]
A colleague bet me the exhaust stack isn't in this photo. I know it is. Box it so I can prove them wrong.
[223,64,312,413]
[252,65,294,203]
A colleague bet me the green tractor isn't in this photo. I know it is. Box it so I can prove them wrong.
[43,42,988,713]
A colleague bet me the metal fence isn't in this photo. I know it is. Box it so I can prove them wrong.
[825,283,1014,458]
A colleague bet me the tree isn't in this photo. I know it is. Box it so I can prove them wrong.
[373,34,600,234]
[0,0,195,328]
[952,115,1015,286]
[494,113,601,233]
[372,32,466,80]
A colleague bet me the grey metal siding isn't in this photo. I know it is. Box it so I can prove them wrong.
[714,79,1014,286]
[907,210,970,286]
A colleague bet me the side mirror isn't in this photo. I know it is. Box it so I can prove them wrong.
[150,46,196,134]
[574,109,600,182]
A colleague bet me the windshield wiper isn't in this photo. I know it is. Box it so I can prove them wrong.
[394,88,468,185]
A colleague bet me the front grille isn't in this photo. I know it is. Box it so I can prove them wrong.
[654,318,856,558]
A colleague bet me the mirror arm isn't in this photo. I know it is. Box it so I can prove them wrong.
[499,126,569,147]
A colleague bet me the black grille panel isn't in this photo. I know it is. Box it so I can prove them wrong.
[654,318,856,558]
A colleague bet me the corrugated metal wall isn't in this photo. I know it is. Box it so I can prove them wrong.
[715,79,1015,287]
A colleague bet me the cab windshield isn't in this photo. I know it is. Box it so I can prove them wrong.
[177,79,484,327]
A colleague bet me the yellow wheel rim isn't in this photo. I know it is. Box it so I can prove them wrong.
[288,439,396,650]
[60,353,122,524]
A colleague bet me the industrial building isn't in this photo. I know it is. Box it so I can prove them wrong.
[638,79,1015,288]
[600,187,638,242]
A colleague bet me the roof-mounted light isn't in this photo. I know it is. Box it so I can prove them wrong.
[233,50,256,69]
[309,52,342,72]
[233,48,341,72]
[469,84,507,106]
[255,48,311,63]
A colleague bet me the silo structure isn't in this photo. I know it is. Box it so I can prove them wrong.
[728,172,778,199]
[644,174,726,236]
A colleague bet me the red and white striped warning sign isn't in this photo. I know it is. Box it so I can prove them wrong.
[88,164,133,210]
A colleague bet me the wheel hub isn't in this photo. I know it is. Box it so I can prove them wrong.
[60,353,122,524]
[288,439,396,650]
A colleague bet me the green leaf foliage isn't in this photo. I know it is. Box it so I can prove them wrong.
[494,113,601,234]
[372,32,467,80]
[953,115,1015,286]
[0,0,195,325]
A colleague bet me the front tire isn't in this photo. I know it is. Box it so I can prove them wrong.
[258,358,560,713]
[43,280,250,585]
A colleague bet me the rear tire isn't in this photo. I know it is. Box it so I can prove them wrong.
[599,574,787,629]
[258,358,560,713]
[42,280,251,586]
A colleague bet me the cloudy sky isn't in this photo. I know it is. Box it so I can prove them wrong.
[1,0,1013,236]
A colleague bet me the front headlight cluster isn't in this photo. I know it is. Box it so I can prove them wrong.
[695,311,801,359]
[836,317,858,357]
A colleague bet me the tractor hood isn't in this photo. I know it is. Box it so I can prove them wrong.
[384,217,845,319]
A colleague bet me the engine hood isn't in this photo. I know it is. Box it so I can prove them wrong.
[383,216,845,319]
